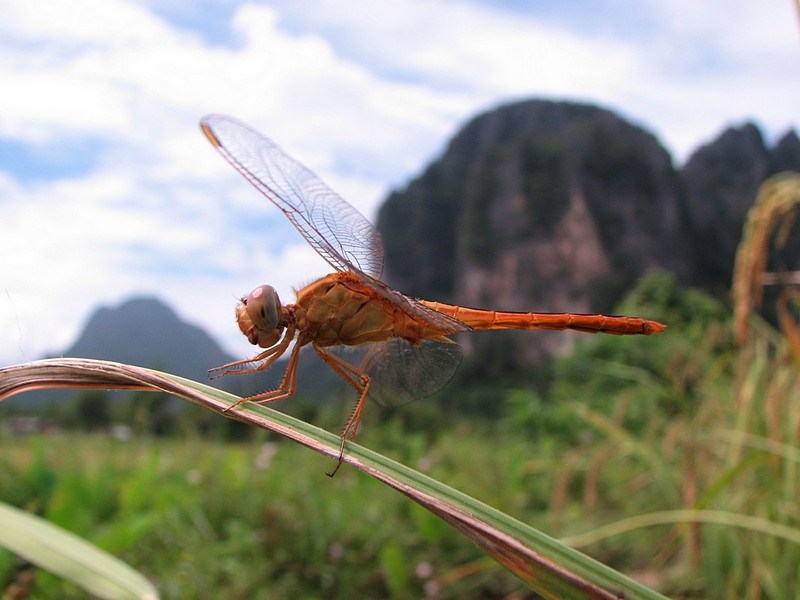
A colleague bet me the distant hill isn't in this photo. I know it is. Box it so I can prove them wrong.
[58,296,343,403]
[57,296,253,397]
[65,297,232,381]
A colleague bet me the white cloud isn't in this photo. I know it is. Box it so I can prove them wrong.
[0,0,798,368]
[266,0,799,159]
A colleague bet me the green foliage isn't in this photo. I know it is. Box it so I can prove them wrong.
[547,272,800,597]
[74,390,112,431]
[0,431,543,599]
[553,271,735,431]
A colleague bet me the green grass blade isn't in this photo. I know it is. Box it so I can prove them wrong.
[0,501,158,600]
[560,509,800,548]
[0,358,666,599]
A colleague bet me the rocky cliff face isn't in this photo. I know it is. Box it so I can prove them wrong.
[380,101,688,305]
[682,125,800,292]
[377,99,799,365]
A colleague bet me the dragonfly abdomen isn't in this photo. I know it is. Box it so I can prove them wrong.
[420,301,666,336]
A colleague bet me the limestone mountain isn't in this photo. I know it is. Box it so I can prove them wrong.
[377,99,799,366]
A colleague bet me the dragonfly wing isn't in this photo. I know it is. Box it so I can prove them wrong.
[201,114,384,279]
[362,338,463,407]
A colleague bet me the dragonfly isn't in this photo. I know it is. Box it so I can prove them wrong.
[200,114,666,474]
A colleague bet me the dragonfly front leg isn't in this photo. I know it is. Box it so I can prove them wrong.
[313,344,371,476]
[209,323,295,380]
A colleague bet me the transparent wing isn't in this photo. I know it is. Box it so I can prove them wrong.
[201,114,384,279]
[202,113,470,336]
[361,338,464,407]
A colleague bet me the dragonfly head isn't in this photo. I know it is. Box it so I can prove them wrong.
[236,284,284,348]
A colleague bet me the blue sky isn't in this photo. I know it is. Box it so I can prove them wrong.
[1,0,798,367]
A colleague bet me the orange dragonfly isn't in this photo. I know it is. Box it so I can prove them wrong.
[200,114,666,474]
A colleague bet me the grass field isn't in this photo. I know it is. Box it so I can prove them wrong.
[2,274,799,598]
[1,424,576,599]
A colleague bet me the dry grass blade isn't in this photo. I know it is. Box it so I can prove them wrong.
[777,289,800,364]
[0,358,666,599]
[0,358,340,462]
[732,172,800,344]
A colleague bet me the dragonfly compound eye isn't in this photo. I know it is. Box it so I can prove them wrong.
[245,285,282,331]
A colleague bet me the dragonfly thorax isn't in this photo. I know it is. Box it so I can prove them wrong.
[237,284,284,348]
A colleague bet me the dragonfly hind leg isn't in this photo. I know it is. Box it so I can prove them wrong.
[313,344,371,476]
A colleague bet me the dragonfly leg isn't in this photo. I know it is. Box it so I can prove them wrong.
[209,324,295,380]
[225,345,300,412]
[312,344,371,476]
[247,343,302,403]
[223,342,302,412]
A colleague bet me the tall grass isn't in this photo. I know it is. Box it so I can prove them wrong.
[546,271,798,598]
